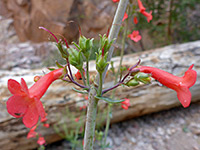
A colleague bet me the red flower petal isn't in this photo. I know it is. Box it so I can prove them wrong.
[21,78,29,95]
[8,79,24,95]
[37,137,46,145]
[182,64,197,88]
[35,98,47,122]
[7,95,28,118]
[22,102,39,128]
[176,86,191,108]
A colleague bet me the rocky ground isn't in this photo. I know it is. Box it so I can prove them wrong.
[45,102,200,150]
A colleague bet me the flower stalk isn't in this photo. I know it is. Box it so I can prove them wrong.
[83,0,129,149]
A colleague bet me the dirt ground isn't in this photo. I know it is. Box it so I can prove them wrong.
[46,102,200,150]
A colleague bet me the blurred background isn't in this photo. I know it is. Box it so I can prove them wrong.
[0,0,199,69]
[0,0,200,150]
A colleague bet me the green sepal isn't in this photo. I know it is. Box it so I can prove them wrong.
[72,87,88,94]
[56,42,69,58]
[95,96,125,103]
[68,48,83,70]
[48,67,56,71]
[55,61,64,68]
[72,42,81,50]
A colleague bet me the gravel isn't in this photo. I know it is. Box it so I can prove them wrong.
[46,102,200,150]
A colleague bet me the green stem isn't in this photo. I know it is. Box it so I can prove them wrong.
[86,59,90,86]
[103,16,128,149]
[80,69,87,86]
[102,103,112,148]
[97,72,103,96]
[83,85,99,150]
[83,0,129,149]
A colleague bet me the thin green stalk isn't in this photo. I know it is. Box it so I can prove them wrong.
[83,1,129,149]
[102,103,112,148]
[103,14,128,148]
[97,72,103,96]
[80,69,87,86]
[86,59,90,86]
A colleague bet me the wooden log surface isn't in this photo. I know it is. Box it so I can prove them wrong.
[0,41,200,150]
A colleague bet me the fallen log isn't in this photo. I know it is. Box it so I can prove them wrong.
[0,41,200,150]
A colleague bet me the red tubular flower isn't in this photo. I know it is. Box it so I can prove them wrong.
[7,68,64,128]
[137,0,146,12]
[139,65,197,108]
[133,16,138,24]
[121,98,130,110]
[122,12,128,22]
[141,11,152,22]
[128,30,142,42]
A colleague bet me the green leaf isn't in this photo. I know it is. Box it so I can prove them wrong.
[72,87,88,94]
[47,67,56,71]
[95,96,125,103]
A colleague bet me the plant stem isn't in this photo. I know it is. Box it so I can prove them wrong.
[83,1,129,149]
[103,15,128,148]
[83,85,99,150]
[86,59,90,86]
[102,103,112,148]
[97,72,103,96]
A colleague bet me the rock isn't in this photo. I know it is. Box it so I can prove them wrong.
[0,42,57,70]
[0,17,19,44]
[0,0,116,43]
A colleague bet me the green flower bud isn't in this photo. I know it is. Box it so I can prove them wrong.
[134,72,151,84]
[99,34,114,54]
[126,79,140,86]
[96,51,108,73]
[79,36,94,59]
[68,48,83,70]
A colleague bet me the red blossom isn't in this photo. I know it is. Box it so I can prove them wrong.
[137,0,146,12]
[122,12,128,22]
[141,11,152,22]
[121,98,130,110]
[112,0,120,3]
[37,136,46,146]
[133,16,138,24]
[7,68,64,128]
[75,70,85,80]
[139,65,197,108]
[128,30,142,42]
